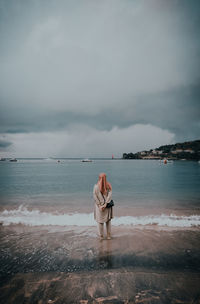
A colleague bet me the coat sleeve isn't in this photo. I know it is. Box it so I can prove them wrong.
[105,189,112,204]
[93,185,101,206]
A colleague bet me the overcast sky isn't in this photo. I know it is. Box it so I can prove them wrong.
[0,0,200,157]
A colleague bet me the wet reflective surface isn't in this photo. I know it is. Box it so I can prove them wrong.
[0,225,200,303]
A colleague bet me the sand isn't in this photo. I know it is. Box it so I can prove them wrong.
[0,224,200,303]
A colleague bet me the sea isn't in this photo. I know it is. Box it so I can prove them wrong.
[0,158,200,228]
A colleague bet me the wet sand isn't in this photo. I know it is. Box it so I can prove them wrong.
[0,224,200,303]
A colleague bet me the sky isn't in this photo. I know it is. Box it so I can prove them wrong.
[0,0,200,158]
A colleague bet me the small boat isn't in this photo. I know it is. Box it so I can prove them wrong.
[81,159,92,162]
[9,158,17,162]
[0,158,6,161]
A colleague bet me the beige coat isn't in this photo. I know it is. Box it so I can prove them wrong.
[93,184,113,223]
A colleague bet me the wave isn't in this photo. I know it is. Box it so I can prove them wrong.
[0,206,200,227]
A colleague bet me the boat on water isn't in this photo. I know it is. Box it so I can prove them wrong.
[9,158,17,162]
[0,158,6,161]
[81,159,92,162]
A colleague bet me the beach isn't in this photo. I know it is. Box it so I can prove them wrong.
[1,222,200,304]
[0,159,200,302]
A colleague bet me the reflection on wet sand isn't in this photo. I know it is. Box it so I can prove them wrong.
[97,238,113,269]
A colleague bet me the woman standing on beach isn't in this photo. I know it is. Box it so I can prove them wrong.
[93,173,113,240]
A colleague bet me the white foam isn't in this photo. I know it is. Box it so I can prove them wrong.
[0,206,200,227]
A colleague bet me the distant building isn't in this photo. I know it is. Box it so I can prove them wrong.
[171,149,183,154]
[183,149,194,153]
[142,156,160,159]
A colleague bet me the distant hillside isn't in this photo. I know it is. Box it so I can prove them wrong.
[156,140,200,153]
[123,140,200,160]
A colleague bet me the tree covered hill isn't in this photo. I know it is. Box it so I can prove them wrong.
[156,140,200,153]
[123,140,200,160]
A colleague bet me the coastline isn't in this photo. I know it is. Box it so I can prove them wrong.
[1,200,200,216]
[1,204,200,229]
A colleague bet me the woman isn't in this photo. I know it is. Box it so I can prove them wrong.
[93,173,113,240]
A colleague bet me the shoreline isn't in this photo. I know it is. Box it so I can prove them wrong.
[1,224,200,272]
[1,203,200,229]
[1,202,200,215]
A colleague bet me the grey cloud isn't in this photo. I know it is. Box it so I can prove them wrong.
[1,84,199,142]
[116,84,200,141]
[0,139,12,149]
[0,0,200,148]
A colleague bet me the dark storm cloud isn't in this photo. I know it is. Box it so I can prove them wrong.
[0,0,200,150]
[1,84,199,142]
[114,84,200,141]
[0,139,12,149]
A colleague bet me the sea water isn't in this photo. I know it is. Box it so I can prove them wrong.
[0,159,200,227]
